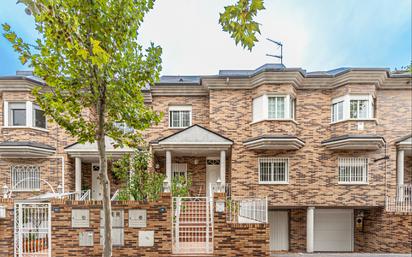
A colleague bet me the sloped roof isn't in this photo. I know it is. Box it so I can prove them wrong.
[151,124,233,145]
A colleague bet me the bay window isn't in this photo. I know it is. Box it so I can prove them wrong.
[253,94,295,122]
[4,101,47,129]
[331,95,374,122]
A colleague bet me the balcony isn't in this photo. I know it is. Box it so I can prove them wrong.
[385,184,412,213]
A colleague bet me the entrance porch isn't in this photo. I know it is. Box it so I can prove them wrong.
[150,125,233,197]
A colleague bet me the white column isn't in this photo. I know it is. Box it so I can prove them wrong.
[75,157,82,199]
[220,150,226,192]
[166,150,172,190]
[397,150,405,186]
[307,207,315,253]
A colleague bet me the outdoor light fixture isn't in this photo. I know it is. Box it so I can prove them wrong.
[216,178,222,192]
[155,163,160,169]
[2,185,9,199]
[57,184,63,195]
[162,179,170,193]
[194,159,199,165]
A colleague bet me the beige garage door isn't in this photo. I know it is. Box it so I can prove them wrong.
[314,209,354,252]
[269,211,289,251]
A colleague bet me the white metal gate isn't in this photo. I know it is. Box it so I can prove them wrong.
[172,197,213,254]
[14,202,51,257]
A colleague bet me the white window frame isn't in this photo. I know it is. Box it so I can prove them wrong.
[252,94,295,122]
[32,103,47,129]
[10,165,41,192]
[3,101,48,130]
[338,157,368,185]
[168,105,192,128]
[331,94,374,123]
[258,157,289,184]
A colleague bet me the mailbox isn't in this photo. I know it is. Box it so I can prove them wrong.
[79,231,94,246]
[100,210,124,246]
[129,209,147,228]
[72,209,90,228]
[138,231,154,247]
[215,200,225,213]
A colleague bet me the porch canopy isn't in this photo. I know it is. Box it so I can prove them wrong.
[150,124,233,192]
[0,141,56,157]
[321,134,385,150]
[395,134,412,189]
[64,137,134,199]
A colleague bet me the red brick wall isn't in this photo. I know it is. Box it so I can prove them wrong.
[0,199,14,257]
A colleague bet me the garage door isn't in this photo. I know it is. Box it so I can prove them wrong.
[269,211,289,251]
[314,209,353,252]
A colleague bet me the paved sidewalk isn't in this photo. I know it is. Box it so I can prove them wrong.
[271,253,411,257]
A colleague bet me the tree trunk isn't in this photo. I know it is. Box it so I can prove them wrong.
[97,94,112,257]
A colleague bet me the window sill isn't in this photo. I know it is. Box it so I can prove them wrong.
[168,126,189,130]
[330,118,378,125]
[338,182,369,185]
[259,181,289,185]
[250,119,298,125]
[1,126,49,133]
[12,189,41,192]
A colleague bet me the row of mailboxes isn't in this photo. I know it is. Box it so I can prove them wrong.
[78,230,154,247]
[72,209,147,228]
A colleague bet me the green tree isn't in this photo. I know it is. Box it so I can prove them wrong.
[3,1,162,256]
[113,150,164,201]
[219,0,265,51]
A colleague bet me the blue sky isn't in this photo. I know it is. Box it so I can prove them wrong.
[0,0,410,76]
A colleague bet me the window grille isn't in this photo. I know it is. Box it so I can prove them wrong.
[338,157,368,184]
[258,157,288,183]
[11,165,40,191]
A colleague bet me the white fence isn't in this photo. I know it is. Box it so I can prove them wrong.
[14,202,51,257]
[385,184,412,213]
[172,197,213,254]
[227,197,268,224]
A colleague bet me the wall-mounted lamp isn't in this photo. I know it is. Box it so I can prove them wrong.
[194,159,199,165]
[2,185,9,199]
[155,163,160,169]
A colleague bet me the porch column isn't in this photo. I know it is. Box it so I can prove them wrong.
[220,150,226,192]
[306,207,315,253]
[75,157,82,200]
[165,150,172,191]
[397,150,405,186]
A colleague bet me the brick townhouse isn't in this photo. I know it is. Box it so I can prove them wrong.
[0,64,411,254]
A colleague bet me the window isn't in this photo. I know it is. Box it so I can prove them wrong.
[169,106,192,128]
[350,99,369,119]
[9,102,26,126]
[114,122,133,133]
[332,101,344,122]
[33,104,46,128]
[252,95,295,122]
[11,165,40,191]
[171,163,187,180]
[100,210,124,246]
[330,95,374,122]
[268,97,285,119]
[338,158,368,184]
[258,157,288,184]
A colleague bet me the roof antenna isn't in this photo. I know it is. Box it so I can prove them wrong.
[266,38,283,64]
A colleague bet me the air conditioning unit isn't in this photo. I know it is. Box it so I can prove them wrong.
[0,206,6,218]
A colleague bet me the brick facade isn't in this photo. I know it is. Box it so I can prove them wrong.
[0,66,411,254]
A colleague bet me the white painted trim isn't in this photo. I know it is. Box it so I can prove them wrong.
[26,101,32,127]
[3,101,8,126]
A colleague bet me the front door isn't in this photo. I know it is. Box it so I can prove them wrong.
[206,158,220,197]
[269,211,289,251]
[91,163,103,200]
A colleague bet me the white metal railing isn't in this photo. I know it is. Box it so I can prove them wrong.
[79,190,91,200]
[385,184,412,213]
[11,165,41,191]
[172,197,213,254]
[111,189,120,201]
[209,183,231,198]
[227,197,268,224]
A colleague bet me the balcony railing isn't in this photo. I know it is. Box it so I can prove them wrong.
[226,197,268,224]
[385,184,412,213]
